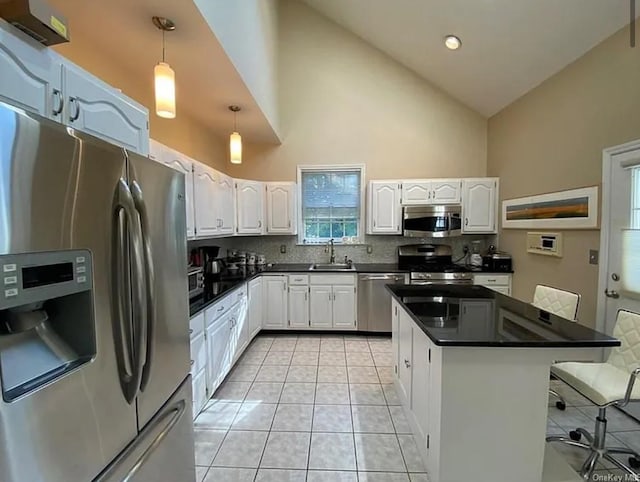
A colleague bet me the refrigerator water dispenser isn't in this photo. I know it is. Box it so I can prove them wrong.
[0,250,96,401]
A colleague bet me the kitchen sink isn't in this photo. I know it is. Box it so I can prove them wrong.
[309,263,356,271]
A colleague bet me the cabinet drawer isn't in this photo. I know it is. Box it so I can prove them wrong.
[190,331,206,376]
[289,274,309,285]
[310,274,356,286]
[206,286,246,326]
[474,274,510,286]
[189,312,205,338]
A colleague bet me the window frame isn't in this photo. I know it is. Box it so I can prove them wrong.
[297,164,366,245]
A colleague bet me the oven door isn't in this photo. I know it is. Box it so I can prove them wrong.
[403,205,462,237]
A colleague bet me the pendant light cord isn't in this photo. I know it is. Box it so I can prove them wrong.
[162,29,166,62]
[234,110,237,131]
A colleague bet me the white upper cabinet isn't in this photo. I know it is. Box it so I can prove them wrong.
[367,181,401,234]
[266,182,297,234]
[462,178,498,233]
[216,173,235,235]
[0,20,61,120]
[236,180,264,235]
[162,149,195,239]
[401,180,461,205]
[193,162,219,238]
[62,62,149,156]
[431,180,462,204]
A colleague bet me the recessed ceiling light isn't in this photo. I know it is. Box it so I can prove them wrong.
[444,35,461,50]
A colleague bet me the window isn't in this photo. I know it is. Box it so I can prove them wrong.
[298,166,364,244]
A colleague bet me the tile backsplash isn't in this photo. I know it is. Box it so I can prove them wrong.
[189,235,497,265]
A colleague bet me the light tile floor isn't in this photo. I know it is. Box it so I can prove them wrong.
[194,334,640,481]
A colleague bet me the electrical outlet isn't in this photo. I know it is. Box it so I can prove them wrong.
[280,245,287,254]
[366,245,373,254]
[589,249,599,265]
[463,245,469,254]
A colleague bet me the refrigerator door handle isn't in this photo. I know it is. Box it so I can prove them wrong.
[131,180,156,392]
[115,178,148,402]
[95,399,187,482]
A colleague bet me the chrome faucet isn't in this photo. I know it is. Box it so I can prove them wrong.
[328,239,336,264]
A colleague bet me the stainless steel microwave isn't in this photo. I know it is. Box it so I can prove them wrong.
[402,205,462,237]
[188,266,204,299]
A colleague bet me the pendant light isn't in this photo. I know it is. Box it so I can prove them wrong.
[229,105,242,165]
[152,16,176,119]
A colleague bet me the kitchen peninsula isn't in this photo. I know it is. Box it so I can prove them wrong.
[387,284,619,482]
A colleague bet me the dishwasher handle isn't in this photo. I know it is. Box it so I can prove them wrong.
[359,275,406,281]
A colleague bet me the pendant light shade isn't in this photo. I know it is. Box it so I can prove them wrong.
[152,16,176,119]
[228,105,242,164]
[154,61,176,119]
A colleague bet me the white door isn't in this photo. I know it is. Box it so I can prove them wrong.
[332,285,356,329]
[206,314,233,394]
[289,285,309,328]
[411,326,430,443]
[462,179,497,233]
[391,300,400,378]
[163,150,195,238]
[217,173,235,235]
[432,180,462,204]
[402,181,431,205]
[368,181,401,234]
[309,285,333,328]
[0,22,62,120]
[263,277,288,329]
[62,62,149,156]
[397,310,413,404]
[266,182,297,234]
[598,141,640,419]
[236,180,264,234]
[248,277,263,338]
[193,163,219,238]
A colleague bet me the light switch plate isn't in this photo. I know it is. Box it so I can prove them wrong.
[589,249,599,265]
[280,245,287,254]
[366,245,373,254]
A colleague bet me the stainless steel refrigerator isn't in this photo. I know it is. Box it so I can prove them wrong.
[0,101,195,481]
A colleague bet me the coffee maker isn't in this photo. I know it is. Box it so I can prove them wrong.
[191,246,223,280]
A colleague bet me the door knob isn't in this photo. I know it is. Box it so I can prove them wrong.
[604,289,620,299]
[404,359,411,368]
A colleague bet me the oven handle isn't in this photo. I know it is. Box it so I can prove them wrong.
[410,280,473,285]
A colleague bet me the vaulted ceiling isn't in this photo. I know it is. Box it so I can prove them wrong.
[301,0,636,116]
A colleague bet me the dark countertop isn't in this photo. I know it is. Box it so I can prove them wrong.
[188,263,516,317]
[386,284,619,348]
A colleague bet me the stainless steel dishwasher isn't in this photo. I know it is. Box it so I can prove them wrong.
[358,273,408,332]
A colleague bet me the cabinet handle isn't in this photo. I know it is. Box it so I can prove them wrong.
[190,360,195,366]
[189,328,194,334]
[258,220,262,228]
[404,359,411,368]
[288,220,291,228]
[427,191,431,199]
[217,306,225,313]
[69,97,80,121]
[465,218,469,226]
[487,279,497,282]
[305,292,307,301]
[52,89,63,116]
[373,220,376,228]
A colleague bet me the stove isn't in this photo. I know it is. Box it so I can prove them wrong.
[398,244,474,285]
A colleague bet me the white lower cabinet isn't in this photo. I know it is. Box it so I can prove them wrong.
[231,290,249,362]
[263,276,288,329]
[289,285,309,327]
[332,285,357,329]
[248,277,263,338]
[309,285,333,328]
[206,311,233,396]
[397,309,413,403]
[191,368,207,420]
[473,273,512,296]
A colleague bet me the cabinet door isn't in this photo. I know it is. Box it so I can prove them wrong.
[248,277,263,338]
[411,326,430,443]
[236,180,264,234]
[332,285,356,329]
[0,21,62,119]
[263,277,288,329]
[432,180,462,204]
[368,181,401,234]
[163,149,195,239]
[289,285,309,328]
[266,182,297,234]
[192,368,207,419]
[309,285,333,328]
[217,173,235,235]
[193,162,219,238]
[462,179,497,233]
[190,329,206,377]
[391,300,400,379]
[401,181,431,205]
[397,310,413,405]
[231,298,249,361]
[206,313,233,394]
[62,62,149,155]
